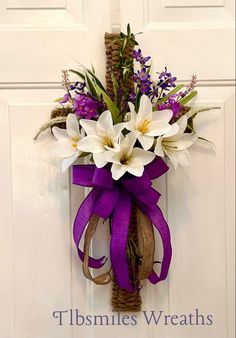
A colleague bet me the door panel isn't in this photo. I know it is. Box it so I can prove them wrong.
[0,1,235,338]
[120,1,235,337]
[0,0,110,83]
[0,1,110,337]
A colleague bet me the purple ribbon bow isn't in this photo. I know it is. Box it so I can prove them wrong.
[72,156,172,292]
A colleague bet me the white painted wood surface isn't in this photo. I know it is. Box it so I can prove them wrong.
[120,2,235,338]
[0,1,235,338]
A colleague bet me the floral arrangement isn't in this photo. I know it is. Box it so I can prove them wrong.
[35,25,218,310]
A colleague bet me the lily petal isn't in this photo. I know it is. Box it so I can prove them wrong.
[80,119,97,136]
[163,123,180,138]
[126,112,138,131]
[152,109,173,122]
[137,95,153,123]
[97,110,113,134]
[176,115,187,134]
[105,150,121,165]
[145,121,171,137]
[131,148,155,165]
[50,138,77,158]
[112,122,125,138]
[124,159,145,177]
[52,126,68,140]
[154,137,165,157]
[165,150,179,169]
[93,152,108,168]
[174,133,196,150]
[77,135,104,153]
[128,102,135,114]
[61,152,79,173]
[137,134,154,150]
[66,113,80,139]
[175,149,191,167]
[111,163,126,180]
[120,132,137,155]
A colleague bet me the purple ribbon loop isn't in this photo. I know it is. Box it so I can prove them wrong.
[72,157,172,291]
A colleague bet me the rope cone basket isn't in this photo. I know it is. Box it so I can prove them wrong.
[111,205,142,312]
[105,32,142,312]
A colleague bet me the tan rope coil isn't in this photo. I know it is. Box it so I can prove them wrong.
[111,205,142,312]
[104,32,143,312]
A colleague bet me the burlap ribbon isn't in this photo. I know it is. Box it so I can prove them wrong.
[82,209,155,286]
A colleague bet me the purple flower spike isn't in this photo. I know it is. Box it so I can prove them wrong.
[73,94,99,119]
[133,67,153,95]
[133,48,151,66]
[70,81,86,92]
[133,49,142,62]
[158,67,177,90]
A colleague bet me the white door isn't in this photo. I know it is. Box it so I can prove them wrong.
[0,1,110,338]
[0,1,235,338]
[120,1,235,338]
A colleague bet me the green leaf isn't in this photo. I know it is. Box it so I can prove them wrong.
[84,71,98,98]
[111,74,119,103]
[87,69,106,92]
[179,90,198,105]
[123,37,128,51]
[127,23,131,36]
[90,63,95,74]
[94,84,121,123]
[69,69,85,80]
[157,84,185,104]
[54,97,64,103]
[135,91,142,112]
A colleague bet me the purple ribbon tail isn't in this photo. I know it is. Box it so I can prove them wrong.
[110,189,134,292]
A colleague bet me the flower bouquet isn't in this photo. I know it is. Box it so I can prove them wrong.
[35,25,218,311]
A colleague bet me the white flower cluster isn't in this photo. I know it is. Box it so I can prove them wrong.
[51,95,196,180]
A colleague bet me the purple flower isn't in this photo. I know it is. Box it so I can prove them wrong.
[133,48,151,66]
[157,103,167,111]
[73,94,99,119]
[168,99,181,117]
[129,90,136,102]
[134,67,153,95]
[133,49,142,62]
[158,67,177,90]
[70,81,86,92]
[60,93,70,104]
[157,95,181,118]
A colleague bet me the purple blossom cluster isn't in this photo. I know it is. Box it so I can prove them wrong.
[73,94,100,119]
[133,68,152,95]
[132,49,179,102]
[133,49,153,95]
[158,94,182,117]
[157,67,177,90]
[70,81,86,92]
[59,78,102,119]
[133,49,151,65]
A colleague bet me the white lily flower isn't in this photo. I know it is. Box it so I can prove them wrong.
[51,113,83,172]
[106,132,155,180]
[126,95,172,151]
[78,110,125,168]
[154,115,197,169]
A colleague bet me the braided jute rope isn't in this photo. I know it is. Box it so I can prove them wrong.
[111,205,142,312]
[105,32,142,312]
[104,32,134,100]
